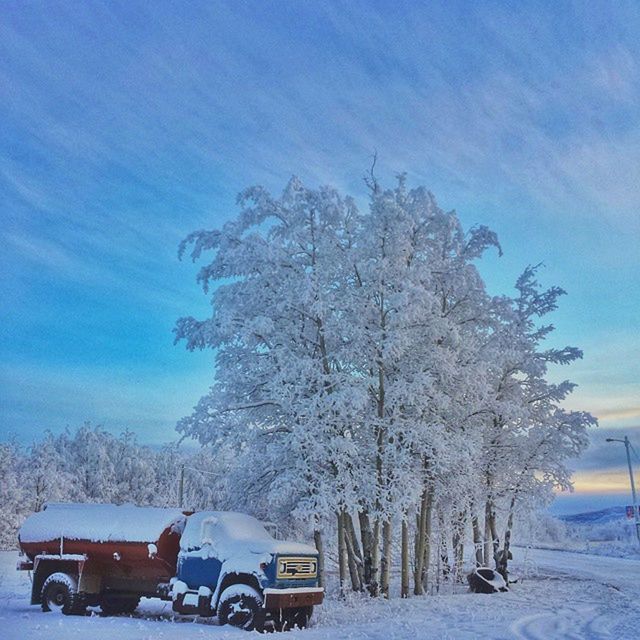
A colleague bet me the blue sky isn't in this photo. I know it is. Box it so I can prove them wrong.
[1,1,639,513]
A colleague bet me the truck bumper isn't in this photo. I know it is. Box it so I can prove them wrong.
[263,587,324,609]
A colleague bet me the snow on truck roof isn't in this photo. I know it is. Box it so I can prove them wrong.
[180,511,317,556]
[180,511,271,551]
[19,503,186,544]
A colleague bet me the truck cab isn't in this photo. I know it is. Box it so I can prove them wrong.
[170,511,323,631]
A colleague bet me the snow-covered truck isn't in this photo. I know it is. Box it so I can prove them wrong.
[17,503,323,631]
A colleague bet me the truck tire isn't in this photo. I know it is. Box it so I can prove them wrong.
[100,595,141,615]
[217,584,264,631]
[41,572,83,615]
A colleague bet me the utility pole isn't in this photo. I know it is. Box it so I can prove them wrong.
[606,436,640,545]
[178,464,185,509]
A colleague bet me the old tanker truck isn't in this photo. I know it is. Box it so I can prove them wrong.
[17,503,323,631]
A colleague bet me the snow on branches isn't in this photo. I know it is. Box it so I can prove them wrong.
[175,176,594,596]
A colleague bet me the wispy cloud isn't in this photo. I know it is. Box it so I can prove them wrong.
[571,469,636,495]
[597,407,640,423]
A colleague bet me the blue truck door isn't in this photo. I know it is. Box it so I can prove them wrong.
[177,548,222,591]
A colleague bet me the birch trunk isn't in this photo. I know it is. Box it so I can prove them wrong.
[483,500,493,567]
[413,486,433,595]
[344,514,363,591]
[451,510,465,582]
[488,505,500,561]
[359,510,374,591]
[337,511,347,595]
[380,519,392,598]
[496,495,516,582]
[401,519,409,598]
[440,528,450,580]
[314,529,325,589]
[345,512,364,590]
[421,504,433,593]
[370,519,381,596]
[471,508,484,567]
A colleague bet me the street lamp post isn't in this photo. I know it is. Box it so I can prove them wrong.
[606,436,640,545]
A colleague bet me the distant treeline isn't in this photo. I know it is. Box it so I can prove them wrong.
[0,424,221,550]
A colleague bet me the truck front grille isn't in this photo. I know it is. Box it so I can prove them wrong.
[276,556,318,580]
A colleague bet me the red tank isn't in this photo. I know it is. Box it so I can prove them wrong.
[19,503,187,588]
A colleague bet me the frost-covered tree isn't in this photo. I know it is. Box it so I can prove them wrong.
[174,174,594,597]
[473,266,593,579]
[175,178,366,564]
[0,425,194,548]
[24,432,77,512]
[0,440,25,549]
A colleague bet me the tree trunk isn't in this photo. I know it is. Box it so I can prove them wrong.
[440,528,450,580]
[421,497,434,593]
[359,510,374,591]
[470,507,484,567]
[371,279,386,599]
[337,511,347,595]
[497,496,516,583]
[455,538,464,582]
[401,519,409,598]
[380,519,392,598]
[370,519,381,596]
[451,510,465,582]
[345,512,364,590]
[483,499,493,567]
[344,514,363,591]
[413,486,432,595]
[314,529,325,589]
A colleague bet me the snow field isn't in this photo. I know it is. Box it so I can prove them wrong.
[1,548,638,639]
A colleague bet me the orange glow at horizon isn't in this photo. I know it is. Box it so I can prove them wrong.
[560,469,635,495]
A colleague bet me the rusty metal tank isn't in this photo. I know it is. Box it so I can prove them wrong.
[19,503,187,583]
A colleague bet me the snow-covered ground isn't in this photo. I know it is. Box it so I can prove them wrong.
[0,548,638,639]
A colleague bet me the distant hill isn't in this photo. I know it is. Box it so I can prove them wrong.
[560,506,628,525]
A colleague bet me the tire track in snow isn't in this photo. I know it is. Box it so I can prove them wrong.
[511,605,613,640]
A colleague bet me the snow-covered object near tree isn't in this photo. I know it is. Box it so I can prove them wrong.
[18,502,187,617]
[467,567,508,593]
[176,511,316,597]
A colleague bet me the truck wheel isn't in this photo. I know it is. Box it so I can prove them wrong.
[41,572,82,615]
[217,584,264,631]
[101,595,140,615]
